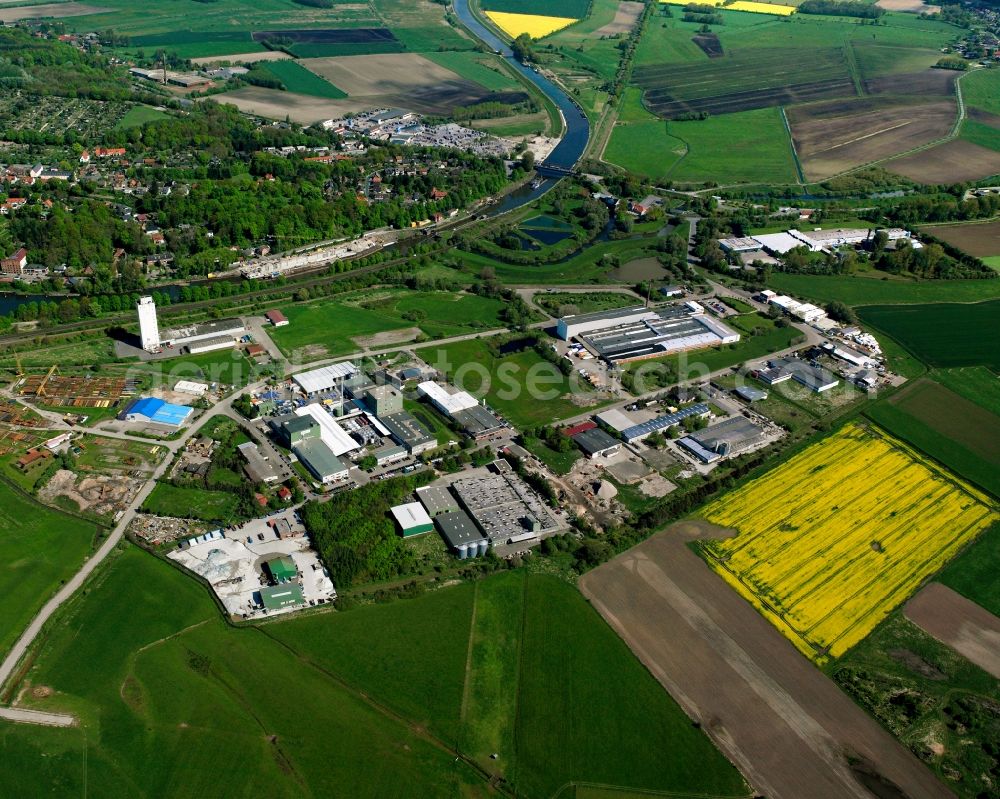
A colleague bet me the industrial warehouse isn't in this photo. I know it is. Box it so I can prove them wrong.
[136,296,246,354]
[556,304,740,364]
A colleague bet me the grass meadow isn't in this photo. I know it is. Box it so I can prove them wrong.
[858,299,1000,370]
[259,59,347,98]
[142,482,240,523]
[9,544,747,796]
[0,480,100,658]
[269,291,507,358]
[766,272,1000,307]
[429,337,602,427]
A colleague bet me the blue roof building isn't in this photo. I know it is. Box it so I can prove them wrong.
[122,397,194,427]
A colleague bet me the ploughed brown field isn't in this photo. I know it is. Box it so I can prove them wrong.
[0,2,108,21]
[863,69,958,97]
[592,0,644,36]
[922,218,1000,257]
[788,97,955,180]
[578,521,953,799]
[904,583,1000,680]
[888,139,1000,183]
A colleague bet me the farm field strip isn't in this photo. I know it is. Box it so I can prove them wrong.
[700,423,999,663]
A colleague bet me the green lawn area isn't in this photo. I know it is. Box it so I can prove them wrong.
[0,480,100,659]
[129,348,258,388]
[937,521,1000,617]
[116,105,170,129]
[767,273,1000,306]
[429,337,604,427]
[424,51,520,91]
[858,300,1000,370]
[960,118,1000,153]
[535,292,640,316]
[270,291,507,359]
[266,581,475,746]
[142,482,239,523]
[11,546,748,796]
[259,60,346,99]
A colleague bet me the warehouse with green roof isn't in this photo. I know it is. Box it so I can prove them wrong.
[265,555,298,583]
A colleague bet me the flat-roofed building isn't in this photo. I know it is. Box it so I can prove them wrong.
[390,502,434,537]
[417,381,478,415]
[572,427,621,459]
[380,411,436,455]
[679,416,766,463]
[416,484,460,516]
[363,384,403,416]
[237,441,281,484]
[718,236,761,253]
[293,437,349,485]
[293,362,358,396]
[294,403,360,457]
[435,510,489,559]
[576,305,740,364]
[160,318,245,349]
[621,403,710,443]
[595,408,636,433]
[451,404,505,440]
[734,385,768,402]
[556,306,657,341]
[185,334,237,355]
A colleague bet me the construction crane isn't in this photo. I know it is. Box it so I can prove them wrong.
[36,364,58,398]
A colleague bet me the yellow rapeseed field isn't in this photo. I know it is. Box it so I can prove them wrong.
[727,1,797,14]
[658,0,727,6]
[701,423,998,664]
[485,11,578,39]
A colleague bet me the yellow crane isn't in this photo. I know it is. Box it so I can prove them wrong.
[36,364,58,398]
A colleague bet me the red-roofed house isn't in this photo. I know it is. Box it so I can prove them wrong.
[430,187,448,200]
[277,486,292,502]
[79,150,91,163]
[1,198,27,214]
[95,147,127,158]
[563,420,597,437]
[265,310,288,327]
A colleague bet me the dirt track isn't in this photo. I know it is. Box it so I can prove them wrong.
[904,583,1000,680]
[579,522,955,799]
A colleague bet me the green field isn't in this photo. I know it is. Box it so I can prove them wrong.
[522,435,582,474]
[865,393,1000,498]
[937,521,1000,617]
[480,0,590,19]
[269,291,508,359]
[429,336,603,427]
[606,105,798,185]
[259,59,346,99]
[0,481,100,658]
[141,482,239,522]
[931,366,1000,415]
[126,348,258,388]
[858,300,1000,369]
[961,67,1000,117]
[116,105,171,129]
[10,545,747,796]
[425,51,520,91]
[767,272,1000,306]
